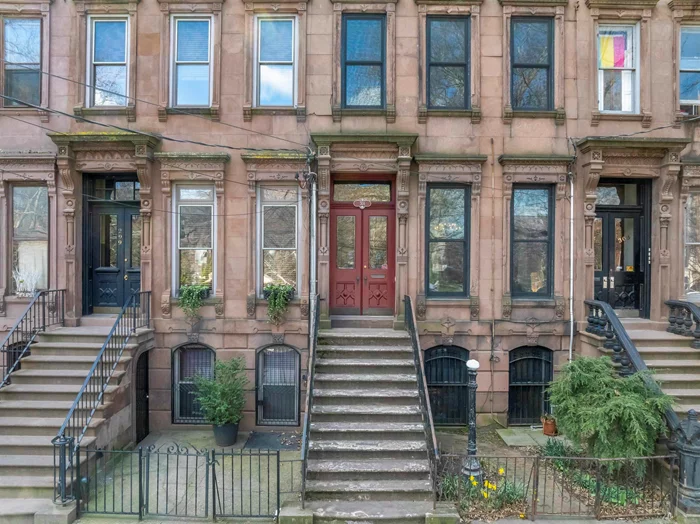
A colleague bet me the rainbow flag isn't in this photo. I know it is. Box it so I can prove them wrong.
[600,33,626,68]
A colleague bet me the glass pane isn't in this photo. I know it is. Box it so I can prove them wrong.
[602,69,634,112]
[179,205,212,249]
[259,20,293,62]
[614,217,635,272]
[685,244,700,294]
[336,216,355,269]
[429,188,465,240]
[512,20,550,65]
[429,66,466,108]
[428,242,464,293]
[13,186,48,239]
[4,19,41,64]
[179,187,214,200]
[180,348,213,379]
[94,65,127,106]
[177,20,209,61]
[334,183,391,202]
[429,19,466,63]
[369,216,388,269]
[261,187,297,201]
[345,18,383,62]
[93,21,126,63]
[263,249,297,286]
[682,27,700,70]
[115,181,134,201]
[680,72,700,103]
[594,217,603,272]
[12,240,48,291]
[686,193,700,244]
[99,214,118,268]
[513,188,549,240]
[598,27,634,69]
[176,64,210,106]
[4,66,40,106]
[345,65,382,106]
[512,242,548,295]
[263,206,296,249]
[131,214,141,267]
[512,67,548,110]
[596,184,637,206]
[179,249,213,287]
[259,64,294,106]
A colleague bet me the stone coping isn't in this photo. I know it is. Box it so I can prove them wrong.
[577,136,692,151]
[311,132,419,147]
[155,152,231,162]
[498,154,574,165]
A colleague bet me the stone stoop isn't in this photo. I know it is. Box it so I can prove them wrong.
[296,326,459,524]
[0,325,153,501]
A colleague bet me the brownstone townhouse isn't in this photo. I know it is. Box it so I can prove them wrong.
[2,0,700,511]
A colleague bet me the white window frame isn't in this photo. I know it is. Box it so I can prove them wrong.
[685,191,700,299]
[253,15,298,108]
[170,15,213,108]
[171,184,217,295]
[680,25,700,108]
[597,23,640,114]
[255,185,302,297]
[86,15,129,108]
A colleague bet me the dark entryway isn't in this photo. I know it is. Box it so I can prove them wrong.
[135,351,149,442]
[84,176,142,313]
[425,345,470,425]
[508,346,553,426]
[593,180,651,318]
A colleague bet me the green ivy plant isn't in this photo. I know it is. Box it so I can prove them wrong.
[264,283,295,325]
[178,284,209,331]
[194,358,248,427]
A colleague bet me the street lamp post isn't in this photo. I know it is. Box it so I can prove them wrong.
[462,359,482,482]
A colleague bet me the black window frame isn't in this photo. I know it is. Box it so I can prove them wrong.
[426,15,470,110]
[510,17,554,111]
[171,343,215,424]
[510,184,554,299]
[341,13,386,109]
[255,343,301,427]
[425,183,471,298]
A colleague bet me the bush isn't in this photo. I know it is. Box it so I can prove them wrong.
[547,357,673,461]
[194,358,248,426]
[263,283,295,325]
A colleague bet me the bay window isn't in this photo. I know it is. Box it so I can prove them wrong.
[175,186,215,290]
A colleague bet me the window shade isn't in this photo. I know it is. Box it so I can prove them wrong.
[94,21,126,63]
[177,20,210,62]
[259,20,293,62]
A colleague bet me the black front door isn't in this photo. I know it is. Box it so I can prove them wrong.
[87,205,141,310]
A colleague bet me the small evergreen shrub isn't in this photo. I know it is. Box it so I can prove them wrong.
[194,358,248,426]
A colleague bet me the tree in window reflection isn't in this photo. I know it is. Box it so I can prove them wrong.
[685,193,700,294]
[3,19,41,107]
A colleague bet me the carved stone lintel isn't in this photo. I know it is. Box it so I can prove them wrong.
[247,293,256,318]
[470,296,479,321]
[271,333,285,344]
[502,295,512,320]
[440,334,454,346]
[416,294,427,321]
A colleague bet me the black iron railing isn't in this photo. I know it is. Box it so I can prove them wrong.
[404,295,439,508]
[53,290,151,504]
[300,294,320,508]
[584,300,681,433]
[1,289,65,389]
[665,300,700,348]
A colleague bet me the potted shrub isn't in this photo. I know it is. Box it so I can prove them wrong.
[194,358,248,447]
[263,284,295,325]
[178,285,210,341]
[541,414,558,436]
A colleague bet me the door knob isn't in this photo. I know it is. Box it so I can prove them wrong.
[124,274,129,281]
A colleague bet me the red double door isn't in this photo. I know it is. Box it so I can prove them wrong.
[329,179,395,316]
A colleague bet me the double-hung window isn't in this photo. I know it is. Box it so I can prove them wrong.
[511,18,553,111]
[680,27,700,115]
[2,18,41,107]
[89,18,128,106]
[511,186,553,297]
[172,18,211,107]
[175,186,215,290]
[685,192,700,296]
[426,185,470,296]
[12,185,48,293]
[256,18,295,107]
[597,24,637,113]
[342,14,385,108]
[258,186,299,291]
[427,17,469,109]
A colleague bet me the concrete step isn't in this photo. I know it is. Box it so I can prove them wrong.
[308,439,427,460]
[306,459,430,481]
[0,476,56,499]
[675,403,700,417]
[0,435,95,456]
[80,315,118,327]
[316,358,415,374]
[0,455,54,477]
[310,421,424,441]
[315,373,417,390]
[304,479,433,502]
[314,388,419,406]
[634,346,700,360]
[28,341,137,357]
[36,327,114,345]
[9,369,125,386]
[651,374,700,389]
[330,316,395,329]
[0,383,117,402]
[317,345,413,360]
[311,404,422,423]
[318,329,410,347]
[0,400,106,419]
[19,354,131,372]
[645,360,700,373]
[306,501,443,524]
[626,330,694,348]
[0,416,103,437]
[662,389,700,404]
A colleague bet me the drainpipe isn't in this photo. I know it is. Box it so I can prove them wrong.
[569,164,575,362]
[309,174,317,301]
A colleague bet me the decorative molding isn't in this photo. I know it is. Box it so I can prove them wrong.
[502,295,512,320]
[247,293,256,318]
[416,294,427,320]
[470,296,479,321]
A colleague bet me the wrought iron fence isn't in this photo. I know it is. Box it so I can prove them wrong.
[436,453,677,521]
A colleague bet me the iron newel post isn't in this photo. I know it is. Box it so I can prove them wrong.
[675,409,700,518]
[462,359,482,482]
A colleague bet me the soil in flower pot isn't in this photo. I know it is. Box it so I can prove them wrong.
[213,422,239,447]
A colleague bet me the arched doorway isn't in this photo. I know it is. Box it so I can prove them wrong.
[135,351,150,442]
[256,344,300,426]
[508,346,553,425]
[425,345,470,425]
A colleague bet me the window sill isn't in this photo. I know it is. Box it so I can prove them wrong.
[74,105,136,122]
[426,297,471,305]
[0,107,49,122]
[331,105,396,123]
[5,295,33,304]
[418,106,481,124]
[243,106,306,122]
[503,107,566,125]
[159,105,220,122]
[511,298,556,308]
[591,110,651,128]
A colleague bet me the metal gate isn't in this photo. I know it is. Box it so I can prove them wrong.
[256,345,300,426]
[135,352,149,443]
[508,346,553,425]
[425,345,470,425]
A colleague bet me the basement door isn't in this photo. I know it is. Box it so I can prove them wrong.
[329,178,395,316]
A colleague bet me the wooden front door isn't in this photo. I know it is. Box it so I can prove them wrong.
[330,178,395,315]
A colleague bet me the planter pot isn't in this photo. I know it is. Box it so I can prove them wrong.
[542,418,558,437]
[179,287,211,299]
[213,422,239,447]
[263,288,295,301]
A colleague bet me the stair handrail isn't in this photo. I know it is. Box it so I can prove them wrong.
[665,299,700,349]
[300,294,320,508]
[1,289,65,389]
[584,299,681,433]
[404,295,439,506]
[52,290,150,504]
